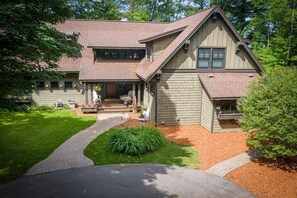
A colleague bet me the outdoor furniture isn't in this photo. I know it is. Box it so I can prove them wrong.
[120,90,133,105]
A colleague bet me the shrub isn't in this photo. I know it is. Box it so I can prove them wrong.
[109,127,166,156]
[238,66,297,160]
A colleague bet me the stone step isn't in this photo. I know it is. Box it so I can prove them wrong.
[99,108,131,113]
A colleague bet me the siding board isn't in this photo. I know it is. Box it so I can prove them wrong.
[163,17,258,70]
[157,73,202,125]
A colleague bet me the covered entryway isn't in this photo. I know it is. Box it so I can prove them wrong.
[106,83,116,98]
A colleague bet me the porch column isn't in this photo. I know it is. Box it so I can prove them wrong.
[85,83,88,106]
[90,83,94,105]
[132,83,136,99]
[137,84,141,106]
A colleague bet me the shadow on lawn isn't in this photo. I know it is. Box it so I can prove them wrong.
[0,110,96,184]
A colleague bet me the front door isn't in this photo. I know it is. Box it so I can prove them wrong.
[106,83,116,98]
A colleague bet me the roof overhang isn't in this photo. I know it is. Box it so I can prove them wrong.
[139,26,186,43]
[87,46,145,49]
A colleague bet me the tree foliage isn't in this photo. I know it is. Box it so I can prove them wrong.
[69,0,121,20]
[248,0,297,69]
[238,67,297,160]
[0,0,82,105]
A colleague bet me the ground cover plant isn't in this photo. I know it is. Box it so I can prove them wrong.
[0,109,96,184]
[238,66,297,160]
[85,127,199,169]
[109,127,165,156]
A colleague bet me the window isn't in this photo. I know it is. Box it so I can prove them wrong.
[212,49,224,68]
[146,46,152,61]
[197,48,225,69]
[111,52,117,58]
[220,100,238,113]
[95,49,144,60]
[36,81,45,89]
[50,81,59,89]
[64,81,72,89]
[198,48,210,68]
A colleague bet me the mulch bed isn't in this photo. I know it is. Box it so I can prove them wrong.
[159,125,248,170]
[109,114,296,197]
[225,161,297,197]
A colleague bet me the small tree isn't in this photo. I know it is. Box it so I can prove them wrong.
[238,66,297,160]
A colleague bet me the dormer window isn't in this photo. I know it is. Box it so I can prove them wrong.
[95,49,144,60]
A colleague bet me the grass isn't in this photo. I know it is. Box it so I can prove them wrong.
[85,128,200,169]
[0,110,96,184]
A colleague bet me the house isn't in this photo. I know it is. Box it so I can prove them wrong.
[32,5,264,132]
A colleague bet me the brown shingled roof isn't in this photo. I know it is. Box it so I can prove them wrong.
[55,20,167,79]
[198,73,258,99]
[79,60,140,81]
[136,6,217,81]
[136,6,265,81]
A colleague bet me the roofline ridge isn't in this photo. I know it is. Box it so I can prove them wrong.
[172,5,219,23]
[65,19,169,24]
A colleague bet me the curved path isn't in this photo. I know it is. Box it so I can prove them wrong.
[27,113,129,175]
[206,150,261,177]
[2,164,255,198]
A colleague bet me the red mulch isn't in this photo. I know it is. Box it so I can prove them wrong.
[75,111,296,197]
[225,162,297,197]
[114,112,154,128]
[159,125,248,170]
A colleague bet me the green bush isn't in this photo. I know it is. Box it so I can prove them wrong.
[109,127,166,156]
[238,66,297,160]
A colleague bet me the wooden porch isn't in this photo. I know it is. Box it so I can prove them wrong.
[98,99,131,113]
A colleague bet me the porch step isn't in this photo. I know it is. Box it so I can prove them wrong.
[98,108,131,113]
[104,98,121,102]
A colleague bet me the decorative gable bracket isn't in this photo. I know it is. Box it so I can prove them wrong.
[212,9,219,23]
[236,41,243,54]
[183,40,191,53]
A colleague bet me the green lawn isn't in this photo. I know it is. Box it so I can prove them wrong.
[0,110,96,184]
[85,128,200,169]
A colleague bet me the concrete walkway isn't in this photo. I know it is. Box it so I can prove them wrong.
[2,164,256,198]
[206,150,261,177]
[27,113,129,175]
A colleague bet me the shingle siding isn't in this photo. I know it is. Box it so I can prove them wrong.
[153,33,179,61]
[157,73,202,125]
[200,89,213,131]
[32,74,85,106]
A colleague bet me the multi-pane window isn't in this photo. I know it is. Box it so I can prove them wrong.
[198,48,210,68]
[64,81,73,89]
[95,49,144,60]
[212,49,225,68]
[50,81,59,89]
[197,48,225,69]
[36,81,45,89]
[220,101,238,113]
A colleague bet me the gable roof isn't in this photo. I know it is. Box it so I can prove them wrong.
[136,6,265,82]
[55,20,167,80]
[55,6,264,81]
[198,73,258,100]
